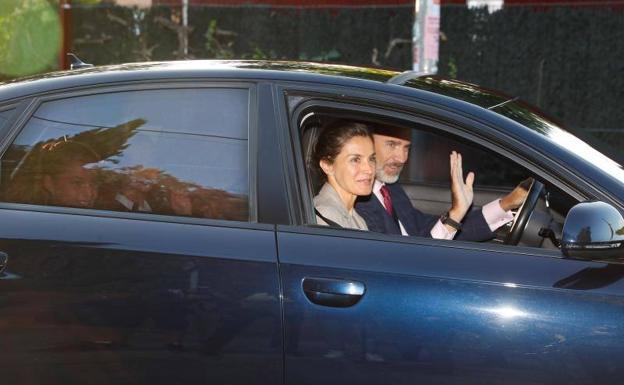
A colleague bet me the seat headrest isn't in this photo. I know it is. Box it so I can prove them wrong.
[302,125,323,197]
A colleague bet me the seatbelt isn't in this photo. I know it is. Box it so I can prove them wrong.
[314,209,343,228]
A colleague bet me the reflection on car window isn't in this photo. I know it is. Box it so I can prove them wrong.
[0,88,249,221]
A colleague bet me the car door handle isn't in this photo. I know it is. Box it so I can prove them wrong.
[302,277,365,308]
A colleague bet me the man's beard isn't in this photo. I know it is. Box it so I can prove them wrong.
[376,163,402,184]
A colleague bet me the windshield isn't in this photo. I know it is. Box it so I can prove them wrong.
[492,99,624,183]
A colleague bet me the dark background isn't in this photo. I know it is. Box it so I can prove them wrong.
[47,3,624,155]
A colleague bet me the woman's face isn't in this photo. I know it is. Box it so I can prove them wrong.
[321,135,376,199]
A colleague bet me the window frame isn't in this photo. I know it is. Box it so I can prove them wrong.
[0,99,35,144]
[0,81,260,225]
[0,106,16,129]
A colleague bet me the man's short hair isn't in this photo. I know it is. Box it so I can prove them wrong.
[373,124,412,141]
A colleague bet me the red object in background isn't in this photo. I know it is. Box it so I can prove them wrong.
[153,0,413,6]
[59,0,72,70]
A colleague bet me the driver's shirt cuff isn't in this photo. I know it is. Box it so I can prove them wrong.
[430,220,456,240]
[482,199,514,232]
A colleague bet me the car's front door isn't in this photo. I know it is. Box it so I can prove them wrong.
[278,226,624,385]
[0,83,282,385]
[278,91,624,385]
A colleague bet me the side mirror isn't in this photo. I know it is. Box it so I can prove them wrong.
[561,201,624,262]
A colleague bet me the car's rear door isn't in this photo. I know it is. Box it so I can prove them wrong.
[0,82,283,385]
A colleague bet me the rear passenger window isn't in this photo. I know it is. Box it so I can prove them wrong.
[0,88,250,221]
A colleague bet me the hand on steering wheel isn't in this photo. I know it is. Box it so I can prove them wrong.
[505,179,545,245]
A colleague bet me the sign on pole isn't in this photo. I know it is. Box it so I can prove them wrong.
[412,0,440,74]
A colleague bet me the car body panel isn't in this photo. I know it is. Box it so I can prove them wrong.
[278,226,624,385]
[0,208,282,385]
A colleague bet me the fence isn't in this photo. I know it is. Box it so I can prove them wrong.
[9,2,623,154]
[438,5,624,155]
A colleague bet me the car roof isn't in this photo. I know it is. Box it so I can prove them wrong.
[0,60,510,109]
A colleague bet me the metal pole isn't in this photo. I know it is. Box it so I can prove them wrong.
[413,0,439,74]
[182,0,188,56]
[412,0,421,71]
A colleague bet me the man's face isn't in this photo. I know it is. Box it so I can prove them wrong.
[44,161,97,208]
[373,133,411,184]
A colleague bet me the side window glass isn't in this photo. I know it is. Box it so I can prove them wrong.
[0,88,249,221]
[298,107,578,251]
[402,130,526,188]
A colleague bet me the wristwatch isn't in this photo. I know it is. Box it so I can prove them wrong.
[440,212,462,231]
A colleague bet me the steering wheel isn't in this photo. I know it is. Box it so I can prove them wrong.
[505,179,545,245]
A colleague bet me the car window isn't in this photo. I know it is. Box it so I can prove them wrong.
[298,108,577,250]
[0,88,250,221]
[402,129,526,188]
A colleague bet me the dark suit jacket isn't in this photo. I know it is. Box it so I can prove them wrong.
[355,183,494,241]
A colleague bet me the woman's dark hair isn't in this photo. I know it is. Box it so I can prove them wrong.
[313,120,373,178]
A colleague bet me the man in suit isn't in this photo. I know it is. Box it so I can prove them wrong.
[355,126,529,241]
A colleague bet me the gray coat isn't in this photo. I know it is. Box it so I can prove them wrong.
[313,183,368,230]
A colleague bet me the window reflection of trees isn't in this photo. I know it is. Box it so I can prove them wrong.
[2,119,248,221]
[96,165,248,220]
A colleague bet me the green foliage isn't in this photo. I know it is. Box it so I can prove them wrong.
[72,0,101,5]
[0,0,61,77]
[241,47,278,60]
[447,56,458,79]
[204,19,235,59]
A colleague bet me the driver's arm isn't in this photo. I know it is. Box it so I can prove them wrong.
[430,201,512,239]
[482,178,532,232]
[431,178,530,239]
[500,178,532,211]
[482,200,514,232]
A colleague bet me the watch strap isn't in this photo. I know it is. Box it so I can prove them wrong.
[441,212,462,231]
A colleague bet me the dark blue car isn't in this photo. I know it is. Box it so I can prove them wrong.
[0,61,622,385]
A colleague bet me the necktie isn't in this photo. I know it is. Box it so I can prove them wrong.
[380,185,394,218]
